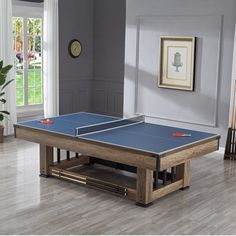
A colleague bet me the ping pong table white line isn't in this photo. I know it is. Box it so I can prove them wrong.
[81,111,122,119]
[17,111,119,125]
[16,112,85,125]
[77,120,145,137]
[15,123,78,137]
[48,111,119,120]
[57,111,119,121]
[157,134,220,155]
[16,111,86,125]
[79,133,220,156]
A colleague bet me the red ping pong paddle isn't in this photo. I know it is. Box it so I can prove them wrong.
[40,119,54,125]
[172,132,191,137]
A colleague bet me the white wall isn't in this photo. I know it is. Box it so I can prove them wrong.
[124,0,236,146]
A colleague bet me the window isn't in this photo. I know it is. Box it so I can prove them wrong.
[13,16,43,108]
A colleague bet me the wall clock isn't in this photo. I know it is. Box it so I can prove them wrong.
[68,39,82,58]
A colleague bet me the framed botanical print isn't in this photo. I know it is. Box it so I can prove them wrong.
[158,36,196,91]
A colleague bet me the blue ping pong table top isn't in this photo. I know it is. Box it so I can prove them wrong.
[17,112,119,136]
[17,112,219,155]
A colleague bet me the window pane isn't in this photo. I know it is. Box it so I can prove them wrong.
[35,69,42,87]
[15,35,24,70]
[13,17,23,35]
[16,71,24,88]
[15,35,23,52]
[13,16,43,107]
[35,36,41,53]
[15,52,24,70]
[28,52,36,69]
[28,36,35,52]
[35,36,42,66]
[35,59,41,70]
[35,87,42,104]
[27,18,41,36]
[16,88,24,106]
[34,18,41,35]
[15,36,23,53]
[28,88,35,105]
[27,18,34,35]
[28,69,35,87]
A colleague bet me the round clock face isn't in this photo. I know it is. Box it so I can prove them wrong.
[69,39,82,58]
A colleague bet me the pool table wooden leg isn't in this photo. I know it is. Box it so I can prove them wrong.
[136,168,153,207]
[39,144,53,178]
[176,161,190,190]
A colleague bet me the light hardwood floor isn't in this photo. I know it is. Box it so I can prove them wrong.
[0,137,235,234]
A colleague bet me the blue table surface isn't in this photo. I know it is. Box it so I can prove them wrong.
[16,112,219,155]
[17,112,119,136]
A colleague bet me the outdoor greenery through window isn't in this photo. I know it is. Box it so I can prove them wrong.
[13,17,43,107]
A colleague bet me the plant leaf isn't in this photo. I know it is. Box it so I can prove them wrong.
[0,111,10,115]
[1,79,14,91]
[0,74,6,86]
[0,78,6,86]
[0,99,6,104]
[1,65,13,74]
[0,61,3,70]
[0,92,5,97]
[0,72,6,79]
[0,114,3,121]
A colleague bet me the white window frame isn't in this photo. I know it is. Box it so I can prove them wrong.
[13,3,44,117]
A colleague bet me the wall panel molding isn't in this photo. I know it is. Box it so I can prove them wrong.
[59,76,93,82]
[59,89,74,114]
[134,14,223,127]
[92,79,124,116]
[59,79,92,114]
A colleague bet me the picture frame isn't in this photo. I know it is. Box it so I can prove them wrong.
[158,36,196,91]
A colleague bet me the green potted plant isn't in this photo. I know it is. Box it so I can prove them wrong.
[0,60,13,143]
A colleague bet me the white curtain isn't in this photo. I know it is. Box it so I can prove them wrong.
[0,0,16,135]
[43,0,59,117]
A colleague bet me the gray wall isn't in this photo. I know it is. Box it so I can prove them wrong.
[59,0,94,114]
[59,0,126,117]
[92,0,126,117]
[59,0,236,146]
[124,0,236,146]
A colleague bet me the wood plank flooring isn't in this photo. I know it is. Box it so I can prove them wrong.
[0,137,235,234]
